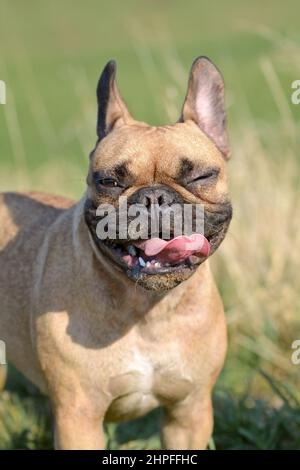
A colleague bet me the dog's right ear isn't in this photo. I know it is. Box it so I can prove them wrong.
[96,60,133,140]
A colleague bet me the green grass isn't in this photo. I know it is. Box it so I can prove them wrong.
[0,0,300,449]
[1,366,300,450]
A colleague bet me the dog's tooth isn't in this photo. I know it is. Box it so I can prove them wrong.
[154,261,161,268]
[146,261,151,268]
[127,245,137,256]
[150,259,156,265]
[138,256,146,267]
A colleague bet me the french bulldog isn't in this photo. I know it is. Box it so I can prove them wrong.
[0,56,232,449]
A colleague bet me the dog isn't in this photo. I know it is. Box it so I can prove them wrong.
[0,56,232,449]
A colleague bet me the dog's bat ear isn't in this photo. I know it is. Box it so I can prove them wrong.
[180,56,230,158]
[96,60,133,140]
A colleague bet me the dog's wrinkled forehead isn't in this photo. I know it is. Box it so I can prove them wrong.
[91,122,225,182]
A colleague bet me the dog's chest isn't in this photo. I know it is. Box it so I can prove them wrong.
[106,342,194,421]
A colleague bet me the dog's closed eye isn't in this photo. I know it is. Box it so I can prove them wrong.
[187,168,219,185]
[93,172,125,193]
[98,177,120,188]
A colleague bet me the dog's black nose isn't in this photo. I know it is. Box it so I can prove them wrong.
[131,186,181,208]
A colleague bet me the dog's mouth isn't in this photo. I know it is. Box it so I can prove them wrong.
[98,234,211,277]
[84,197,232,285]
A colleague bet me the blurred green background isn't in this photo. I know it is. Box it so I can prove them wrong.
[0,0,300,449]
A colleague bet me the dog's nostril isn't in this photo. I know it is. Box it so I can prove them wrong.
[157,194,165,206]
[142,195,152,208]
[142,193,167,207]
[135,187,179,208]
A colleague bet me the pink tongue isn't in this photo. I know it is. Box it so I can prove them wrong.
[135,234,210,263]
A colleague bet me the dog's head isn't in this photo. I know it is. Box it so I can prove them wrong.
[84,57,232,291]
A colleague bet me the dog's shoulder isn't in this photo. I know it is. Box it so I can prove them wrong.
[0,191,74,218]
[5,191,75,210]
[0,191,75,250]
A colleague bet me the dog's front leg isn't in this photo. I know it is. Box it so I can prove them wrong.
[161,394,213,450]
[53,404,106,450]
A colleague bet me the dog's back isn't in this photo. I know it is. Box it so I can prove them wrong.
[0,191,74,247]
[0,192,74,387]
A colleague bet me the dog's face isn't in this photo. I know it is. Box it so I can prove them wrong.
[85,58,232,291]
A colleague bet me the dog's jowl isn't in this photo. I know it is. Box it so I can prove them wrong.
[0,57,232,449]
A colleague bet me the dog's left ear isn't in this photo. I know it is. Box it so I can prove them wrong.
[96,60,133,140]
[180,56,230,158]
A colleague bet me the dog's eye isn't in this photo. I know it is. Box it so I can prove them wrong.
[98,177,120,188]
[187,169,219,185]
